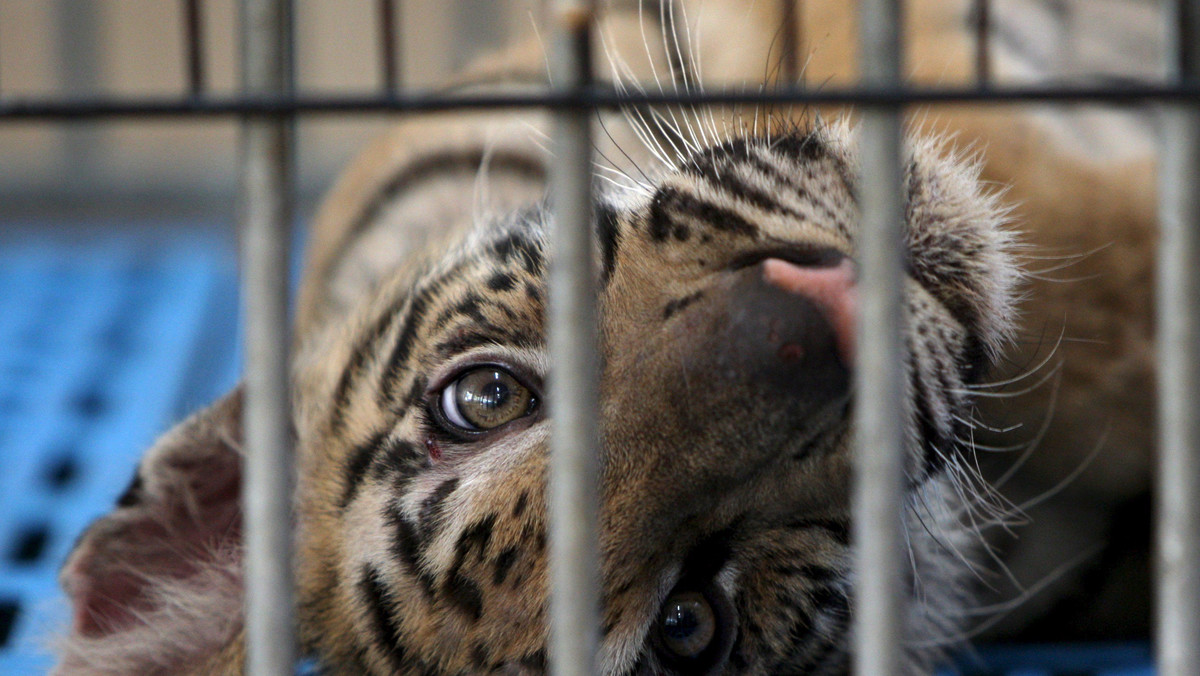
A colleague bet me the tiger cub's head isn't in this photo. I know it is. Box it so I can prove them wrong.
[57,121,1018,675]
[286,121,1017,674]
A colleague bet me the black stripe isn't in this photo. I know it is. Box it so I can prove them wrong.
[385,505,437,598]
[751,142,854,233]
[683,149,810,223]
[492,546,519,585]
[441,514,497,620]
[453,515,496,566]
[397,376,429,414]
[327,290,409,434]
[490,231,545,275]
[371,439,425,482]
[486,271,516,292]
[444,570,485,621]
[519,649,547,672]
[339,429,390,509]
[434,326,537,358]
[910,347,959,482]
[786,518,850,546]
[596,202,622,284]
[662,290,704,320]
[770,132,858,204]
[433,292,486,329]
[335,149,545,280]
[357,564,408,670]
[378,274,452,406]
[648,185,760,243]
[418,477,459,536]
[768,131,829,164]
[785,589,851,674]
[782,607,813,645]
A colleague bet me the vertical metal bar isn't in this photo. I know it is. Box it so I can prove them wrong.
[780,0,800,85]
[378,0,401,93]
[1156,1,1200,674]
[852,0,907,675]
[973,0,990,85]
[239,0,296,674]
[58,0,102,190]
[547,0,600,674]
[184,0,206,95]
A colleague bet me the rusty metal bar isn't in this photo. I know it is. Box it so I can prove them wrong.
[1155,1,1200,674]
[546,0,601,674]
[378,0,401,92]
[238,0,296,674]
[780,0,801,85]
[974,0,991,85]
[853,0,907,674]
[184,0,206,95]
[3,83,1200,122]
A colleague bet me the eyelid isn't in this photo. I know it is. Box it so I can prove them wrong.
[424,350,545,400]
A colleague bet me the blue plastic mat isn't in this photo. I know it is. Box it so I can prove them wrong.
[0,230,239,674]
[942,642,1154,676]
[0,230,1155,674]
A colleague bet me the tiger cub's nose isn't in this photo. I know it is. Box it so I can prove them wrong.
[759,257,856,367]
[716,256,856,404]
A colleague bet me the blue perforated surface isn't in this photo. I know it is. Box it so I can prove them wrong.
[941,642,1154,676]
[0,229,1156,675]
[0,228,239,674]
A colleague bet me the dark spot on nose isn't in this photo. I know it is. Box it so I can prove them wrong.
[777,343,805,363]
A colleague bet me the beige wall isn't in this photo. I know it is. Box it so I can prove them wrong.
[0,0,1162,210]
[0,1,540,207]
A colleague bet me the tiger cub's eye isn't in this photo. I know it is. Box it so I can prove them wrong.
[657,591,717,659]
[440,366,534,431]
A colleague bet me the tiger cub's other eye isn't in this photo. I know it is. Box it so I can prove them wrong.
[439,367,535,432]
[657,590,717,660]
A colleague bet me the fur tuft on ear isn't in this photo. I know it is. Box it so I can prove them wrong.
[55,388,247,676]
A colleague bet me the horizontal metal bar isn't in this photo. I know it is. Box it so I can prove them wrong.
[1,83,1197,121]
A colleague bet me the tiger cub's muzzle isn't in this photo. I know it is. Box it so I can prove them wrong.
[601,251,857,526]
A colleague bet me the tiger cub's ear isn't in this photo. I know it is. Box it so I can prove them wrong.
[55,388,247,676]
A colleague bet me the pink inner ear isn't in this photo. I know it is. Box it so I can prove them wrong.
[62,431,243,639]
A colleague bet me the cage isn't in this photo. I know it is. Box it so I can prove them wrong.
[0,1,1194,674]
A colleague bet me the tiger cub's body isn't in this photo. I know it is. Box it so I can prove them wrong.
[56,0,1159,673]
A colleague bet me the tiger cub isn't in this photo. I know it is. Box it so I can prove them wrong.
[57,0,1159,673]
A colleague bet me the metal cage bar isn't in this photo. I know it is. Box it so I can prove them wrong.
[780,0,802,85]
[239,0,297,674]
[546,1,602,674]
[853,1,908,674]
[184,0,206,95]
[378,0,402,93]
[1,1,1194,674]
[3,83,1199,122]
[1155,1,1200,674]
[973,0,991,85]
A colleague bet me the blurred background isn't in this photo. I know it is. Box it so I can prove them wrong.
[1,1,545,217]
